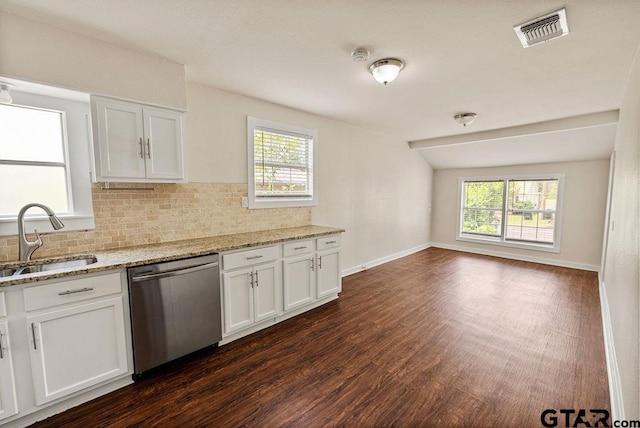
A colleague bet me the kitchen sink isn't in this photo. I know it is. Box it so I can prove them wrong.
[0,256,98,278]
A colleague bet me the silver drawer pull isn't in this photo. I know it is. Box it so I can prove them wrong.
[58,287,94,296]
[294,246,307,250]
[325,240,337,244]
[0,331,4,359]
[246,255,263,260]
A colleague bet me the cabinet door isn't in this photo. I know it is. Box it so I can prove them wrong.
[283,255,315,311]
[94,98,146,179]
[317,248,341,298]
[222,268,254,334]
[143,107,184,180]
[253,262,280,322]
[0,321,17,422]
[28,297,128,405]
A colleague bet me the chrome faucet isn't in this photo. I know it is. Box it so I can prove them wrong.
[17,203,65,261]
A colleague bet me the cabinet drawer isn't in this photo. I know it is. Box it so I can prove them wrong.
[283,240,314,257]
[317,235,341,250]
[23,272,122,312]
[222,245,279,271]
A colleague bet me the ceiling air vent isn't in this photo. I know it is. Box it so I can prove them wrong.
[514,8,569,48]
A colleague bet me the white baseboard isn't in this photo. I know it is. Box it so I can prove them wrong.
[599,280,625,421]
[430,242,600,272]
[342,243,431,277]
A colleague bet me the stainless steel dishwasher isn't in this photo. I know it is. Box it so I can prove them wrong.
[128,254,221,377]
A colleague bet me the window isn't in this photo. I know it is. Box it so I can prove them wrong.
[247,116,317,208]
[458,175,564,252]
[0,84,94,235]
[0,104,70,214]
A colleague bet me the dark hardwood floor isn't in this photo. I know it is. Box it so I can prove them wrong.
[31,248,609,427]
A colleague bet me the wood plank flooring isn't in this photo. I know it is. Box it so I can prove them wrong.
[31,248,609,427]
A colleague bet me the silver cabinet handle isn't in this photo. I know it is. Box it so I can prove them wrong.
[58,287,94,296]
[246,255,263,260]
[294,246,307,250]
[31,323,37,350]
[255,271,259,287]
[131,262,218,282]
[310,258,315,271]
[249,271,254,288]
[319,256,322,269]
[0,331,4,359]
[138,137,144,159]
[325,240,337,244]
[146,138,151,159]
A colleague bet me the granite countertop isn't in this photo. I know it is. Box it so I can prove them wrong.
[0,225,345,287]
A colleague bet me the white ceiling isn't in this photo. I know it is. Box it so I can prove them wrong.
[1,0,638,169]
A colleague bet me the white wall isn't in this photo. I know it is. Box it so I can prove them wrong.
[186,82,433,272]
[431,160,610,269]
[602,45,640,418]
[0,11,186,109]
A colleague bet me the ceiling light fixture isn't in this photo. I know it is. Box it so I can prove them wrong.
[454,113,477,126]
[369,58,404,85]
[0,83,12,104]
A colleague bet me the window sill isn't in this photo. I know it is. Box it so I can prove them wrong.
[249,197,317,209]
[456,235,560,253]
[0,215,95,237]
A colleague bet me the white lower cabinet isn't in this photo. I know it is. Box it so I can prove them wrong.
[27,297,128,405]
[282,254,315,311]
[223,262,281,334]
[253,263,279,322]
[221,235,342,342]
[315,235,342,299]
[2,270,132,426]
[0,319,18,422]
[223,267,254,333]
[222,246,282,335]
[316,247,341,298]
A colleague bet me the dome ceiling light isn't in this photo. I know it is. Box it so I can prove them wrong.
[454,113,477,126]
[369,58,405,85]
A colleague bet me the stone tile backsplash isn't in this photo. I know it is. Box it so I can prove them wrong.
[0,183,311,262]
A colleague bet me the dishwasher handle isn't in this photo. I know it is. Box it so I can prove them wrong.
[131,261,219,282]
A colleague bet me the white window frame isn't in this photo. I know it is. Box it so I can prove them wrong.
[247,116,318,209]
[456,174,565,253]
[0,87,95,236]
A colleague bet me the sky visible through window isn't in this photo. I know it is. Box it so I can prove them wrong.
[0,104,70,216]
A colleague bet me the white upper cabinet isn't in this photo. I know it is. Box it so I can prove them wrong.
[142,107,184,180]
[92,96,185,182]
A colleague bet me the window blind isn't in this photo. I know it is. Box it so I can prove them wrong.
[253,127,313,198]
